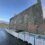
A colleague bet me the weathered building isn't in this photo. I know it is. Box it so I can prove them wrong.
[9,0,43,33]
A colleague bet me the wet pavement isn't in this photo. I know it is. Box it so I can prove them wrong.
[0,29,18,45]
[0,29,32,45]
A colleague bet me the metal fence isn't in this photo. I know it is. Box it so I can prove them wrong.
[18,32,45,45]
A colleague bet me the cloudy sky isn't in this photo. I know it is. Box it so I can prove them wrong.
[0,0,45,22]
[41,0,45,18]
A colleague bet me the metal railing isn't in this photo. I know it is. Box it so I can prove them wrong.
[18,32,45,45]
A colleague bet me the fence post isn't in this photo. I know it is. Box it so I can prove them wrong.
[34,36,35,45]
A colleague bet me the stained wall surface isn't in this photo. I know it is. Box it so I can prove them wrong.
[9,0,43,33]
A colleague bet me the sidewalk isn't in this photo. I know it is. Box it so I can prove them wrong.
[5,29,45,45]
[5,29,45,40]
[5,29,19,38]
[5,29,35,45]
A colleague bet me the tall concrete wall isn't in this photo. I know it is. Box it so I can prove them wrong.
[9,0,43,33]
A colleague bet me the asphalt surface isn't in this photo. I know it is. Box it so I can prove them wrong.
[0,29,32,45]
[0,29,19,45]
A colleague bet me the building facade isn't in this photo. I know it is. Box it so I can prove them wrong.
[9,0,43,33]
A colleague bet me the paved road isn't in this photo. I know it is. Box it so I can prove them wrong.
[0,29,18,45]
